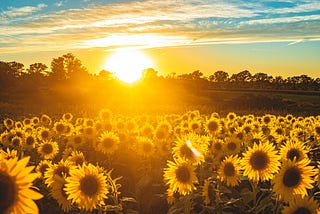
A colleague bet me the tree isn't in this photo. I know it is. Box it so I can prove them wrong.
[142,68,159,80]
[50,53,88,81]
[98,69,115,81]
[209,70,229,82]
[27,63,48,76]
[51,57,66,80]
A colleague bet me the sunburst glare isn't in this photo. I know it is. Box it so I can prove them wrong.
[104,49,154,83]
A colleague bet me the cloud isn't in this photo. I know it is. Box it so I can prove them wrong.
[3,4,47,18]
[1,0,320,54]
[241,14,320,25]
[54,1,64,7]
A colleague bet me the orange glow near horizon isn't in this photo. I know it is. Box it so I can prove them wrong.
[104,49,155,83]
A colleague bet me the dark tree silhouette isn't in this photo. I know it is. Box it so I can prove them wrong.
[209,70,229,82]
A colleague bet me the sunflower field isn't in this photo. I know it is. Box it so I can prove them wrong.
[1,109,320,213]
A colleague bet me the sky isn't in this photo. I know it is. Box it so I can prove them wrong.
[0,0,320,78]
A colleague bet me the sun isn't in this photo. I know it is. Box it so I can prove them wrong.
[104,49,154,83]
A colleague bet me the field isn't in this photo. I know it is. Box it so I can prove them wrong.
[1,90,320,213]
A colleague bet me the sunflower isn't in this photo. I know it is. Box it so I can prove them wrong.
[45,160,73,188]
[3,118,14,130]
[273,158,316,202]
[189,120,202,133]
[139,123,154,138]
[227,112,237,121]
[23,118,32,126]
[205,117,221,135]
[40,114,52,126]
[97,131,120,155]
[154,121,172,141]
[54,121,66,135]
[163,159,198,195]
[224,136,241,155]
[241,142,280,182]
[69,134,85,148]
[14,121,23,129]
[23,133,38,150]
[172,133,209,165]
[282,195,319,214]
[36,159,52,178]
[82,126,96,139]
[136,136,155,158]
[31,116,40,126]
[99,108,112,121]
[37,140,59,160]
[279,140,309,162]
[0,156,43,213]
[67,150,86,166]
[62,112,73,122]
[0,148,18,160]
[37,127,52,142]
[64,163,108,211]
[11,136,22,148]
[313,122,320,138]
[218,155,242,187]
[51,175,73,212]
[210,138,225,155]
[261,114,274,126]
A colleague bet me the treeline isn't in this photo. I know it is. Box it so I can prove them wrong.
[1,53,320,92]
[1,53,320,116]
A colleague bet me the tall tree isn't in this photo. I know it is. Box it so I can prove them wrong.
[209,70,229,82]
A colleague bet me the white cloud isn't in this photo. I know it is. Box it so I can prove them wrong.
[4,4,47,18]
[1,0,320,54]
[241,14,320,25]
[54,2,63,7]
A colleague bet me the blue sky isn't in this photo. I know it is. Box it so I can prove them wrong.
[0,0,319,77]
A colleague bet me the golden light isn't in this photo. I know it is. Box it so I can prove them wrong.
[104,49,154,83]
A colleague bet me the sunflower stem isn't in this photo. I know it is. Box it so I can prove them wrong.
[184,194,191,214]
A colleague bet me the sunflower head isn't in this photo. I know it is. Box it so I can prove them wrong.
[64,163,108,211]
[241,142,280,182]
[163,159,198,195]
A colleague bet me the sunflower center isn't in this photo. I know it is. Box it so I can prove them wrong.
[180,144,193,159]
[286,149,300,161]
[175,166,191,183]
[54,166,70,177]
[26,136,35,145]
[236,132,244,140]
[223,163,235,177]
[283,167,301,187]
[227,142,236,151]
[102,138,114,149]
[80,175,99,197]
[315,127,320,135]
[56,124,65,133]
[74,157,84,166]
[12,138,21,147]
[42,143,53,154]
[41,131,49,139]
[213,142,222,150]
[74,136,82,144]
[275,128,283,135]
[249,151,269,170]
[0,171,17,211]
[293,207,312,214]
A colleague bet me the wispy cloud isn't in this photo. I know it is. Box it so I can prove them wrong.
[0,0,320,54]
[54,1,64,7]
[2,3,47,18]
